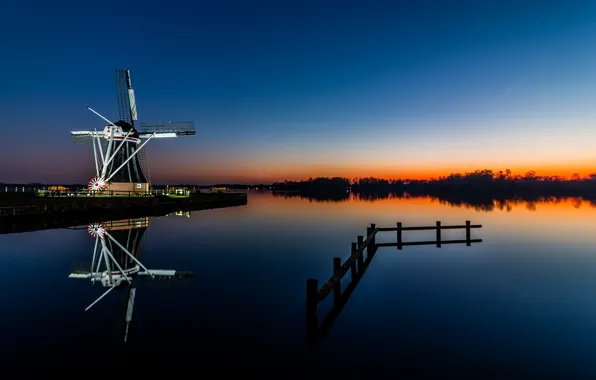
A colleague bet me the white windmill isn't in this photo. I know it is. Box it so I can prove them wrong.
[69,217,193,342]
[71,69,195,194]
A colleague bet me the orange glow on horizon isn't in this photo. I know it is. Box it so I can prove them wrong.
[258,166,596,182]
[152,165,596,184]
[149,150,596,184]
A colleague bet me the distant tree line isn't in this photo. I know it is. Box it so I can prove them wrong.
[271,177,350,193]
[270,169,596,204]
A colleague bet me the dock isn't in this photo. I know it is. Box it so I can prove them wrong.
[0,191,247,234]
[306,220,482,346]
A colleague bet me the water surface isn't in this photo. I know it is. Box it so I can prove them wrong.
[2,192,596,376]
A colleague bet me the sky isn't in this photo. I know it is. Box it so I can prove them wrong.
[1,0,596,184]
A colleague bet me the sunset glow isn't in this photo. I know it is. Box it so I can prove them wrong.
[2,2,596,184]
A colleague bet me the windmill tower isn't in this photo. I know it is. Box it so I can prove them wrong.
[71,69,195,194]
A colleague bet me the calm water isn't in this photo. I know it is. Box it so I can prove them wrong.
[2,191,596,376]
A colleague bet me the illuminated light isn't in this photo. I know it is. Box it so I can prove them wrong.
[87,223,106,239]
[88,176,108,192]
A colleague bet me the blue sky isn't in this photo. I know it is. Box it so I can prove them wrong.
[1,0,595,183]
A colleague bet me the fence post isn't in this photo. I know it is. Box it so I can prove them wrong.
[436,221,441,248]
[352,241,361,267]
[466,220,471,246]
[366,226,376,255]
[350,243,358,278]
[333,257,342,306]
[397,222,403,250]
[357,235,364,251]
[369,223,376,252]
[306,279,319,341]
[366,227,371,256]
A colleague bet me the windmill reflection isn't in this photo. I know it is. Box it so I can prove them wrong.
[69,217,193,342]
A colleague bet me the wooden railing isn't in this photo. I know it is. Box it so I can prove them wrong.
[376,221,482,248]
[306,220,482,345]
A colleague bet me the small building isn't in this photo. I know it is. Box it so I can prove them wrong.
[48,185,69,192]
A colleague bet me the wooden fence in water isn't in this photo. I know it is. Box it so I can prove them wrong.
[306,220,482,345]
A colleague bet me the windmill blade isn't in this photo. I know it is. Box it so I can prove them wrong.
[85,285,117,311]
[137,270,194,287]
[72,135,94,144]
[70,261,93,276]
[71,130,99,144]
[124,286,136,342]
[137,132,178,138]
[115,68,135,126]
[139,121,195,137]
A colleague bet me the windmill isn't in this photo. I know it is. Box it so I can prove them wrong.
[71,69,195,193]
[68,217,193,342]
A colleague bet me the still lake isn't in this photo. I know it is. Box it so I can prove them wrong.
[2,191,596,376]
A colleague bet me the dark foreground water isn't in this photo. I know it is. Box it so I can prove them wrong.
[2,191,596,376]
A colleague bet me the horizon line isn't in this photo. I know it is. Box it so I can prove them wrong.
[3,168,596,187]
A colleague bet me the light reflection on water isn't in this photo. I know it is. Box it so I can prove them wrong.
[1,191,596,375]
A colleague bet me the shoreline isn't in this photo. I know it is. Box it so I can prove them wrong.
[0,192,248,234]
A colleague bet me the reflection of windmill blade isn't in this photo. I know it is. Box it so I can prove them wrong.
[91,237,102,280]
[68,239,101,278]
[94,245,103,275]
[138,270,194,278]
[126,288,135,322]
[91,238,98,272]
[85,285,116,311]
[124,287,135,343]
[70,262,93,275]
[139,121,195,136]
[138,270,176,277]
[101,246,132,284]
[137,270,194,288]
[100,240,113,286]
[104,230,154,277]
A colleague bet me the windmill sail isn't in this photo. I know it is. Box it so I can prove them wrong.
[139,121,195,137]
[127,71,138,122]
[71,131,96,144]
[116,69,134,126]
[110,69,148,184]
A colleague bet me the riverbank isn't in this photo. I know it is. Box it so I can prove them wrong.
[0,192,247,234]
